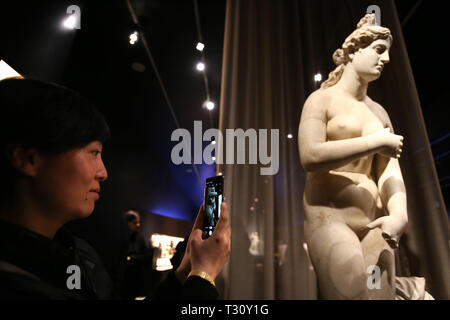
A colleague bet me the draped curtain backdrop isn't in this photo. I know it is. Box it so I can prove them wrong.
[218,0,449,299]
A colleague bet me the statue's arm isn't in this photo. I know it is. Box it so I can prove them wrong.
[375,155,408,223]
[298,92,384,172]
[374,111,408,225]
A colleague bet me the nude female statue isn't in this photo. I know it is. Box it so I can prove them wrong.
[298,14,408,299]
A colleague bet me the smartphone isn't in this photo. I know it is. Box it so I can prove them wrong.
[202,175,224,239]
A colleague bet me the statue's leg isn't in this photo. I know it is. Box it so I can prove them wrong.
[360,228,396,299]
[305,219,369,300]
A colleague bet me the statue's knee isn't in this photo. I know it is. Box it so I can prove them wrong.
[326,243,368,299]
[328,264,368,299]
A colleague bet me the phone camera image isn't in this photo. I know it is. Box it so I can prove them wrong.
[203,176,223,239]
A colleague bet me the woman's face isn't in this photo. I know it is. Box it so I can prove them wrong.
[34,141,108,221]
[350,38,391,83]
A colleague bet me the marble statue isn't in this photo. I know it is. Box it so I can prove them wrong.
[298,14,431,299]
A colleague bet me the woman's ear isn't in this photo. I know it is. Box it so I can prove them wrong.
[8,147,42,177]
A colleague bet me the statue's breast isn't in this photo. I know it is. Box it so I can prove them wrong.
[326,99,384,141]
[327,114,362,140]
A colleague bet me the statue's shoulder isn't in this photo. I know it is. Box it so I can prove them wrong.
[303,88,333,110]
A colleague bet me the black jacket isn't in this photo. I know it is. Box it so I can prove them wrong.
[0,219,217,300]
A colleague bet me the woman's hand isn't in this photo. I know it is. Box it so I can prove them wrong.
[175,203,231,283]
[366,214,408,249]
[189,202,231,281]
[175,205,203,284]
[372,127,404,159]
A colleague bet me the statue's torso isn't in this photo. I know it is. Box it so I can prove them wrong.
[326,88,386,175]
[304,88,387,235]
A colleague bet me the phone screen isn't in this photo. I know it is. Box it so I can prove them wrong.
[202,175,224,238]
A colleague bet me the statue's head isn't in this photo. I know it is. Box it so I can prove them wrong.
[322,13,393,88]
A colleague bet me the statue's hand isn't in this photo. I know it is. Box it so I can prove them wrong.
[366,215,408,249]
[373,127,404,159]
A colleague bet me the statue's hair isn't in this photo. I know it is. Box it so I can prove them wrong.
[321,14,393,89]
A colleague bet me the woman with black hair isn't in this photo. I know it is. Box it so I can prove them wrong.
[0,78,231,300]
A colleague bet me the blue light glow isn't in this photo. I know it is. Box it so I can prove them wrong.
[151,208,194,221]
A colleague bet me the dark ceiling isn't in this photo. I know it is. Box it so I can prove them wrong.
[0,0,447,221]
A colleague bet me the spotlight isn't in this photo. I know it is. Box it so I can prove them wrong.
[129,31,138,45]
[212,140,216,145]
[196,62,205,71]
[196,42,205,51]
[62,15,77,30]
[205,101,215,110]
[287,134,293,139]
[314,73,322,82]
[212,156,216,161]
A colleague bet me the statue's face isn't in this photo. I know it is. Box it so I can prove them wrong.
[350,38,391,83]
